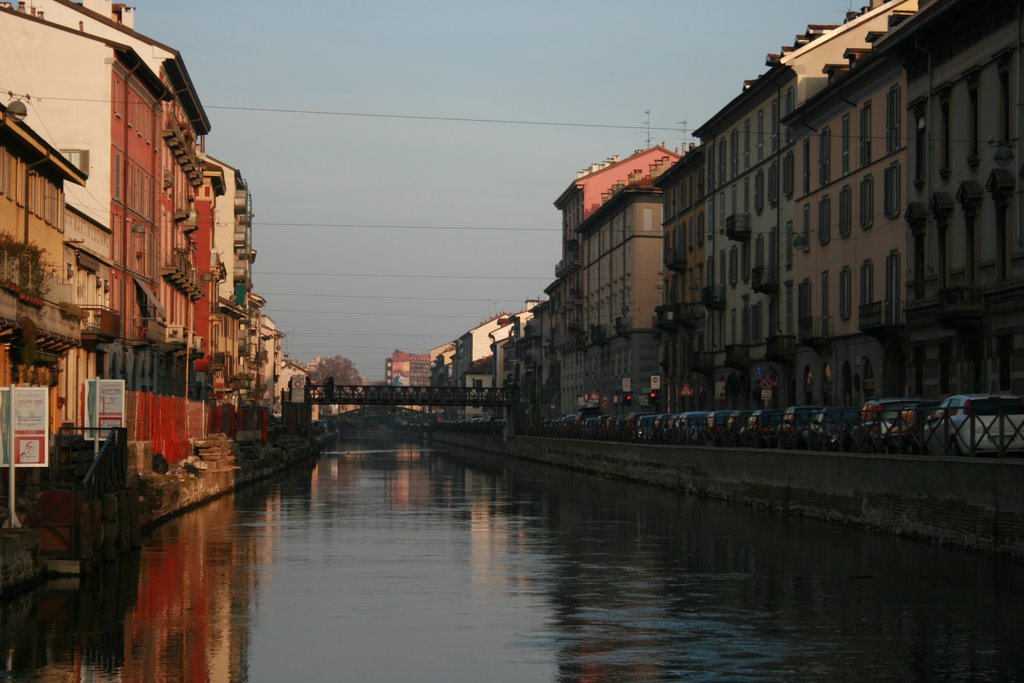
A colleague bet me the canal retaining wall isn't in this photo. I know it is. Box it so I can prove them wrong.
[2,434,322,597]
[432,431,1024,558]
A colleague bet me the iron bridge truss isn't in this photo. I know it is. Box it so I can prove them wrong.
[306,384,515,407]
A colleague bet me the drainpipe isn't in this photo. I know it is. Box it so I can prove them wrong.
[1016,0,1022,244]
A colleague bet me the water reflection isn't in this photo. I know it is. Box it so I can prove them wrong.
[1,439,1022,681]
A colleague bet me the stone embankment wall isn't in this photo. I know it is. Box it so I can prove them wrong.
[1,434,321,597]
[432,431,1024,558]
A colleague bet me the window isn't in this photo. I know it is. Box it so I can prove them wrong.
[885,86,901,153]
[730,129,739,178]
[859,174,874,229]
[754,170,764,214]
[802,203,811,251]
[839,185,852,238]
[883,162,900,219]
[939,92,950,173]
[754,233,765,268]
[999,59,1011,143]
[744,119,751,170]
[820,270,830,318]
[841,114,850,175]
[798,279,811,321]
[967,74,979,161]
[802,139,811,195]
[729,245,738,286]
[915,110,927,184]
[782,151,794,197]
[718,139,727,186]
[860,260,874,305]
[819,127,831,187]
[785,220,794,269]
[742,241,750,282]
[768,162,779,206]
[859,101,872,166]
[61,149,90,174]
[757,110,765,162]
[818,195,831,245]
[785,87,796,144]
[771,98,780,153]
[839,266,851,320]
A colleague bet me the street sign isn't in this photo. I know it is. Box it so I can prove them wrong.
[651,375,661,390]
[622,377,631,393]
[680,383,694,397]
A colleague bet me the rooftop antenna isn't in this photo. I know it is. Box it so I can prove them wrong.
[644,110,652,148]
[677,119,689,148]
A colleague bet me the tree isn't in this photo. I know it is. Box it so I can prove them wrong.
[309,355,363,386]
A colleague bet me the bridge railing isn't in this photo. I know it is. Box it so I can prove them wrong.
[307,384,515,407]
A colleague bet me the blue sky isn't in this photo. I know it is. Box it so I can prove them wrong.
[134,0,850,380]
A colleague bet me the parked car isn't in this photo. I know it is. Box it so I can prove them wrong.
[803,407,860,452]
[705,410,735,446]
[851,398,923,452]
[741,409,785,448]
[922,394,1024,456]
[678,411,710,445]
[883,400,941,454]
[724,410,752,447]
[777,405,826,449]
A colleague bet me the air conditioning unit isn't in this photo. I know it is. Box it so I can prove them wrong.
[166,324,186,343]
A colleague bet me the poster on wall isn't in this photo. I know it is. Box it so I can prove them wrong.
[2,386,50,468]
[85,378,126,442]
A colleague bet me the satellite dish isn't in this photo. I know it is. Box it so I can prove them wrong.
[5,99,27,122]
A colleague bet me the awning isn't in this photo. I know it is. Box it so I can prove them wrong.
[133,275,166,322]
[77,251,101,273]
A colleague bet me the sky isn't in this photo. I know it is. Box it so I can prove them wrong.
[131,0,850,381]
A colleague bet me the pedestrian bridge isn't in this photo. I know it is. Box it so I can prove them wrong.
[306,383,514,407]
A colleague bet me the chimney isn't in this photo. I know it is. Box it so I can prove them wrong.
[17,2,25,11]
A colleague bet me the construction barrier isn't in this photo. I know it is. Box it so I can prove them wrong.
[124,392,271,464]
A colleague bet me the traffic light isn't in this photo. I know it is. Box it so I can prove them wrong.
[649,390,660,409]
[623,393,632,406]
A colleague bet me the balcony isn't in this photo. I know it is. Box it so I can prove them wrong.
[936,287,984,328]
[589,324,609,345]
[701,285,726,310]
[554,254,580,279]
[798,316,833,350]
[142,318,167,345]
[765,334,796,364]
[690,351,716,372]
[654,304,676,331]
[858,300,903,338]
[724,343,751,368]
[208,351,229,370]
[663,245,687,273]
[725,213,752,241]
[162,249,204,300]
[675,302,705,327]
[80,305,120,343]
[751,264,779,294]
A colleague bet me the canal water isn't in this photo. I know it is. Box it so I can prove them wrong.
[2,437,1023,682]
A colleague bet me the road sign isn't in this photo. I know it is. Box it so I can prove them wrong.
[622,377,631,393]
[651,375,661,390]
[680,383,694,397]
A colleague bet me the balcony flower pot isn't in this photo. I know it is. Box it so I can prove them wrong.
[0,279,19,295]
[18,292,44,308]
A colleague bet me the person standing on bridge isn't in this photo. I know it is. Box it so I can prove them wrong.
[325,376,334,401]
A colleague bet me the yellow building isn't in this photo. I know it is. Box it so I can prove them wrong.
[0,101,87,429]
